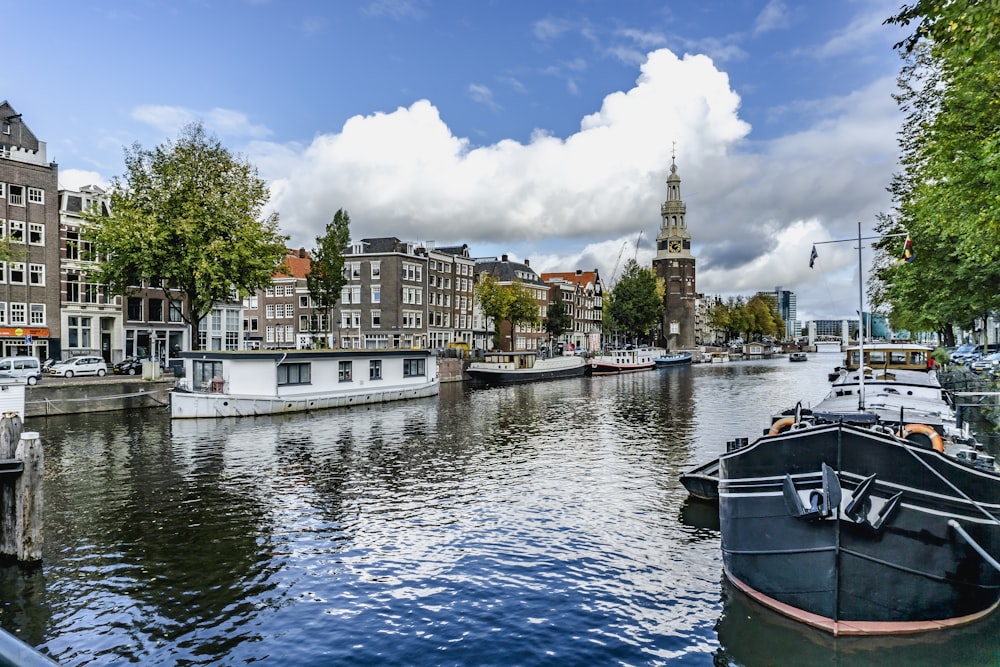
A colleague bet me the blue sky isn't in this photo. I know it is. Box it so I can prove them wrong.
[5,0,911,322]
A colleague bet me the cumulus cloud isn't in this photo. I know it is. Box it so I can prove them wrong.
[59,169,110,191]
[132,105,271,140]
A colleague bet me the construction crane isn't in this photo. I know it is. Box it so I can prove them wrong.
[608,241,628,286]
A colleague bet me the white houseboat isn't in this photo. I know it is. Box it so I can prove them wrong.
[170,349,439,419]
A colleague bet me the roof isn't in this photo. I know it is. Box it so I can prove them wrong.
[275,249,311,279]
[475,256,544,285]
[540,271,601,291]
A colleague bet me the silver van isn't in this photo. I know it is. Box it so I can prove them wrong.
[0,356,42,385]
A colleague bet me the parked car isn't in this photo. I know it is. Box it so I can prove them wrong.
[970,351,1000,374]
[949,344,982,365]
[49,356,108,378]
[113,356,143,375]
[0,356,43,385]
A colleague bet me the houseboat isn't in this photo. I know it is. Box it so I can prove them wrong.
[588,347,663,374]
[466,351,586,385]
[170,349,439,419]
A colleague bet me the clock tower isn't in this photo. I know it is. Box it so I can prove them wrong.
[652,155,697,350]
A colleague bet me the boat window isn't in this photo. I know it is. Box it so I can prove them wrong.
[278,362,311,386]
[338,360,352,382]
[369,360,382,380]
[890,352,907,364]
[193,360,223,391]
[867,351,886,365]
[403,358,426,377]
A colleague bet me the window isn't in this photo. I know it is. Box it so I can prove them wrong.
[265,304,275,319]
[127,297,143,321]
[225,331,239,350]
[265,326,275,343]
[149,298,164,322]
[371,286,381,303]
[28,263,44,286]
[192,360,223,391]
[338,360,352,382]
[403,358,426,377]
[284,304,294,318]
[10,303,26,325]
[371,310,381,327]
[369,360,382,380]
[265,286,275,297]
[67,316,92,348]
[278,362,311,386]
[8,186,23,206]
[9,221,23,242]
[169,300,183,322]
[0,184,4,197]
[28,223,43,245]
[30,303,44,325]
[27,188,43,205]
[0,302,5,324]
[8,263,24,284]
[342,310,360,328]
[371,261,381,278]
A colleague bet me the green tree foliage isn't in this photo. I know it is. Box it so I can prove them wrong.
[604,259,663,344]
[544,292,573,342]
[473,274,541,350]
[307,209,351,345]
[707,294,784,342]
[84,122,288,350]
[873,3,1000,342]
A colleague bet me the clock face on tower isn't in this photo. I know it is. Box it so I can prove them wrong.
[668,240,682,253]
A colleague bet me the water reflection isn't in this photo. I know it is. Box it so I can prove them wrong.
[0,355,994,665]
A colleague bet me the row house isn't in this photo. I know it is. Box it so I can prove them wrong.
[540,269,604,353]
[473,254,548,352]
[0,101,61,360]
[336,237,428,350]
[424,243,475,351]
[243,248,312,350]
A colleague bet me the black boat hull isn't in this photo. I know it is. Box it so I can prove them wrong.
[719,422,1000,634]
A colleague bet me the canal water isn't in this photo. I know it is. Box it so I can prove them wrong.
[3,351,999,666]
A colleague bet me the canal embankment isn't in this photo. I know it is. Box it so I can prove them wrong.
[24,378,172,417]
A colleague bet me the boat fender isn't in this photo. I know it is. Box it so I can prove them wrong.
[897,423,944,453]
[768,416,796,436]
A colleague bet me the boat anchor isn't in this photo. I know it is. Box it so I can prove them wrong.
[844,473,903,531]
[783,462,842,520]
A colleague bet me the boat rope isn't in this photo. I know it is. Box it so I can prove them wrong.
[902,445,1000,525]
[948,520,1000,574]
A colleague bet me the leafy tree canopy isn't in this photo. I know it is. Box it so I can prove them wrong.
[307,209,351,342]
[544,292,573,341]
[604,259,663,345]
[474,274,541,350]
[84,122,288,349]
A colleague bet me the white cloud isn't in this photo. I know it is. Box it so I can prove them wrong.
[132,105,271,140]
[59,169,109,191]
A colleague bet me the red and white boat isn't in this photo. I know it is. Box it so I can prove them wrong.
[587,347,663,374]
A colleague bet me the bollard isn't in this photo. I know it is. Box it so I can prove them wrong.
[0,412,22,558]
[14,431,42,564]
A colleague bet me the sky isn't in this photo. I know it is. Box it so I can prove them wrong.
[4,0,913,323]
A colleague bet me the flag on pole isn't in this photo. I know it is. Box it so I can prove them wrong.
[809,245,818,268]
[903,234,914,263]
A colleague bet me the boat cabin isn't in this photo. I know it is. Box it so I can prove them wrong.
[479,351,539,370]
[843,343,932,372]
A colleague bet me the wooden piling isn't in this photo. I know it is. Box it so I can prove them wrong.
[0,412,22,558]
[13,431,42,564]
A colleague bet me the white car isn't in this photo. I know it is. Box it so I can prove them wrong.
[49,356,108,378]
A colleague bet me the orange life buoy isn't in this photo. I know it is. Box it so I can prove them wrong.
[768,416,796,436]
[897,423,944,453]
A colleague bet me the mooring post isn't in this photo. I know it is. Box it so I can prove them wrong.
[14,431,42,564]
[0,412,22,559]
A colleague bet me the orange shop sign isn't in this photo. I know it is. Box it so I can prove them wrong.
[0,327,50,338]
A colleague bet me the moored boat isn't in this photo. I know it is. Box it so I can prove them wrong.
[588,347,663,374]
[466,351,586,385]
[170,348,439,419]
[654,351,693,367]
[788,352,807,362]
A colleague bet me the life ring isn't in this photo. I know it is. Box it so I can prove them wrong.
[768,416,796,436]
[897,423,944,453]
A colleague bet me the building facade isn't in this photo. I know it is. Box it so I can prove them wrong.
[652,157,697,350]
[58,185,123,362]
[335,238,428,349]
[474,255,548,352]
[426,243,475,351]
[540,269,603,353]
[0,101,61,360]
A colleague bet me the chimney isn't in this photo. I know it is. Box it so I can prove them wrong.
[576,269,582,275]
[501,254,509,262]
[298,247,306,258]
[524,258,530,267]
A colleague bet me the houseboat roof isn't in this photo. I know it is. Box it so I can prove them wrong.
[177,348,433,361]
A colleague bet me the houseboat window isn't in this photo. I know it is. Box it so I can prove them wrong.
[278,362,311,386]
[890,351,907,365]
[338,360,352,382]
[369,360,382,380]
[193,360,223,391]
[403,358,425,377]
[867,351,886,365]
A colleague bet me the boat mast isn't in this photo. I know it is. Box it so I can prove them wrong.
[857,221,865,412]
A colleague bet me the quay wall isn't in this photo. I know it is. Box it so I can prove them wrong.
[25,380,172,418]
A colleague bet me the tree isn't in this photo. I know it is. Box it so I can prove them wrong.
[307,209,351,347]
[473,274,541,351]
[872,3,1000,342]
[603,259,663,345]
[84,122,288,350]
[544,292,573,346]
